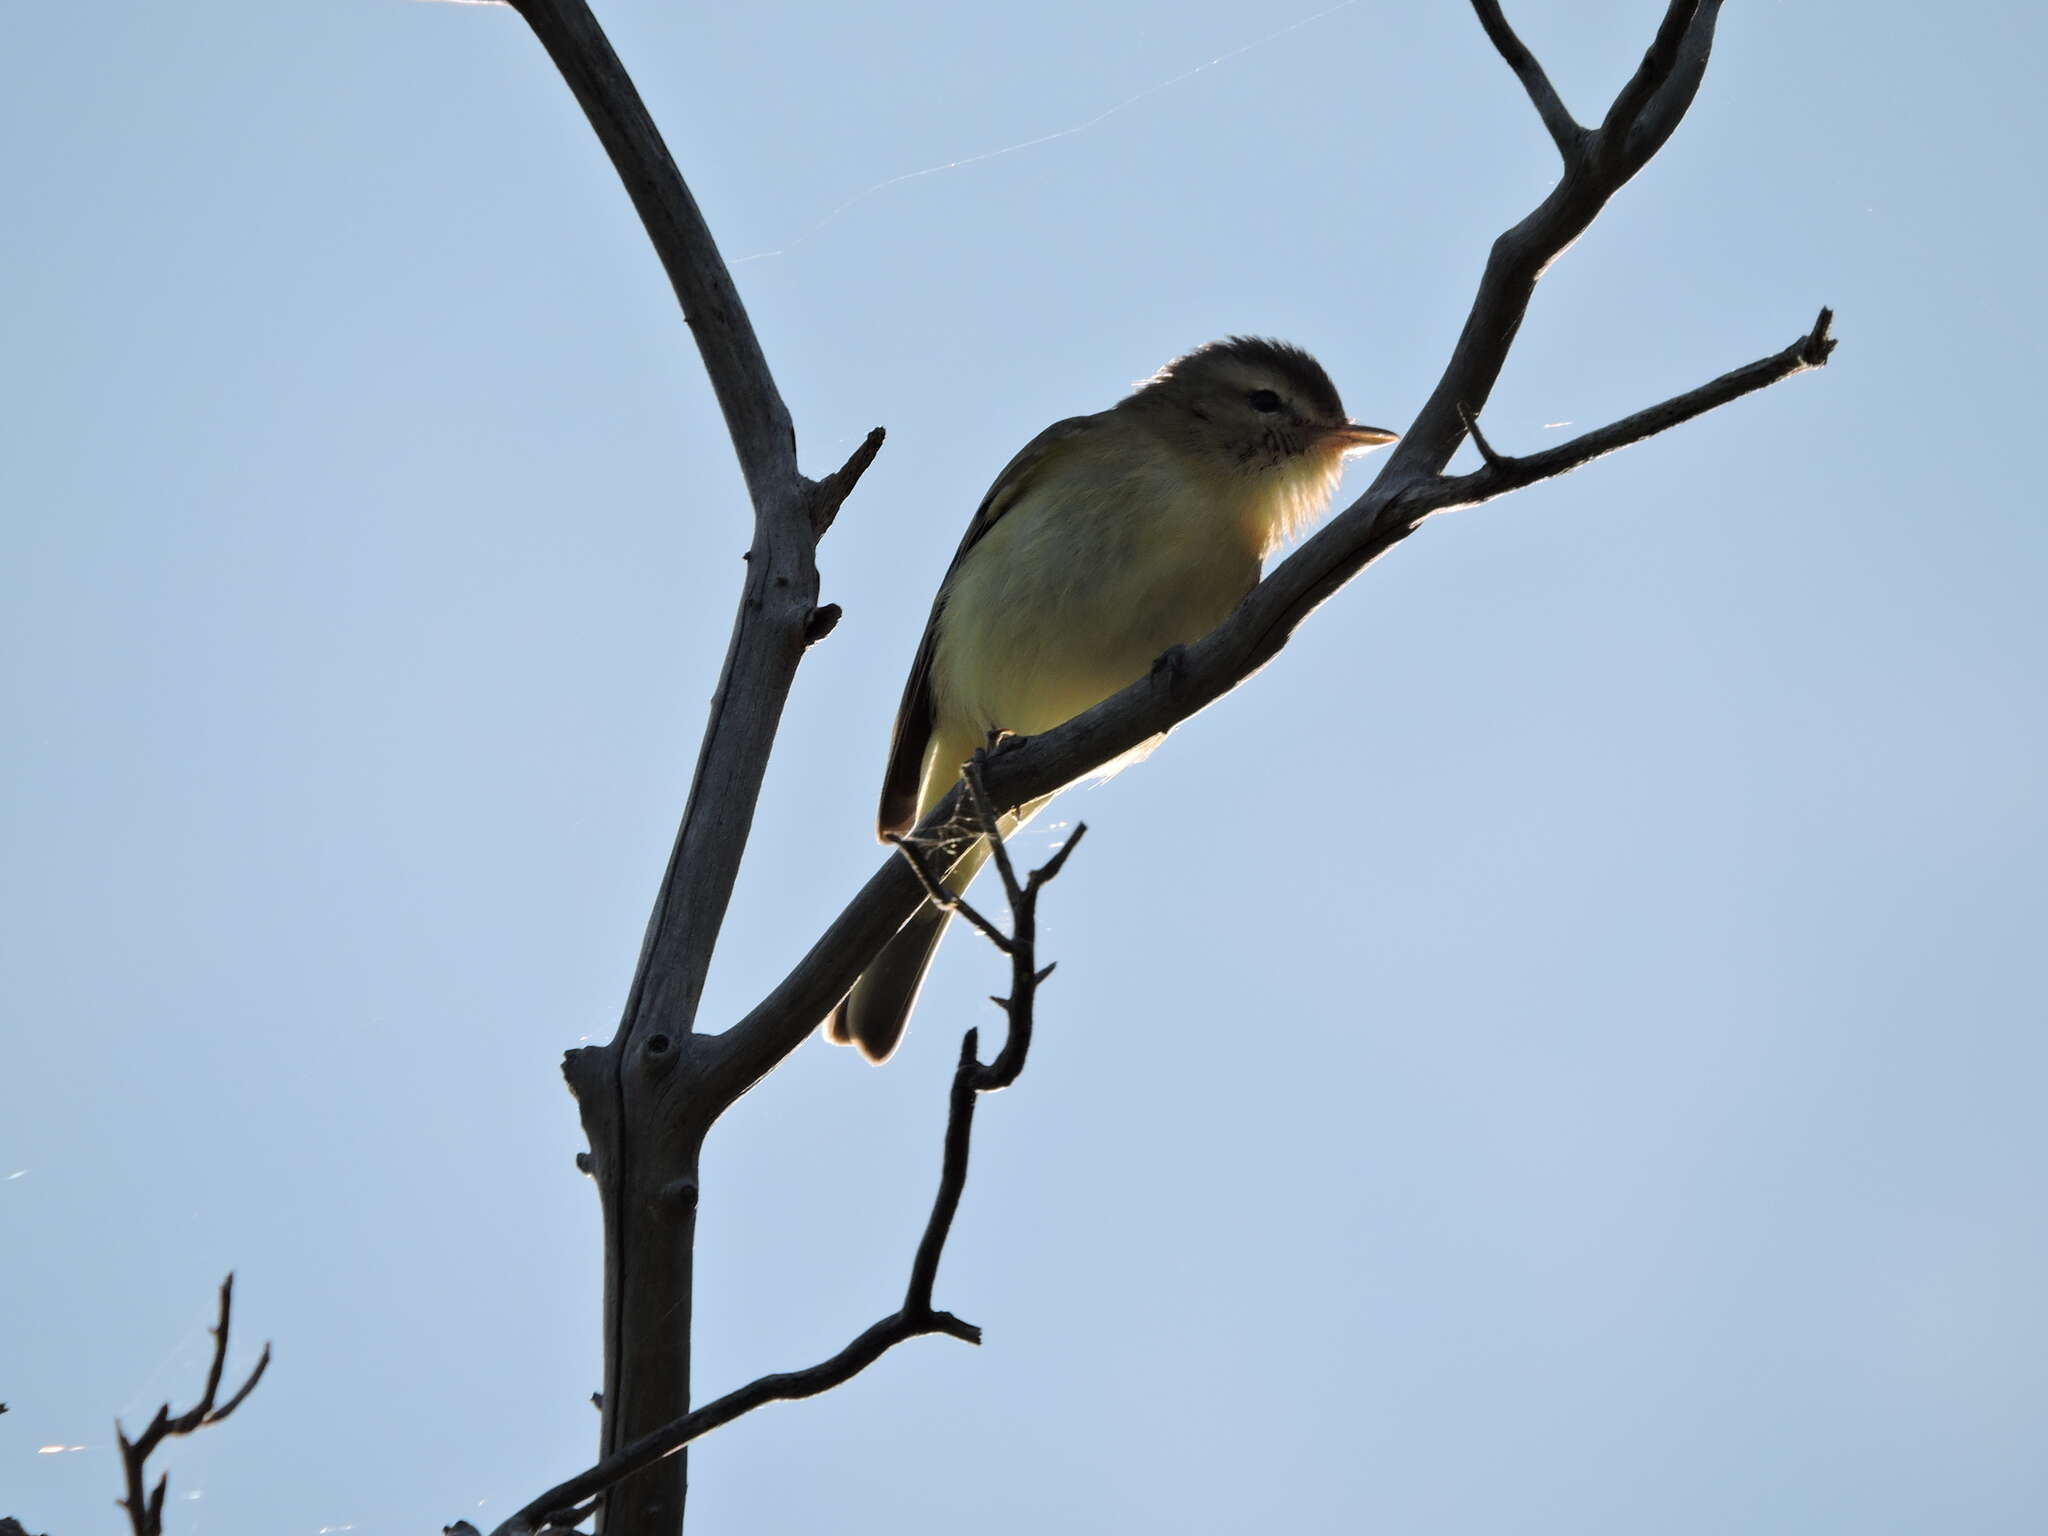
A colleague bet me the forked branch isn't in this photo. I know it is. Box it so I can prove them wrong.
[709,0,1833,1095]
[115,1276,270,1536]
[1444,308,1836,505]
[488,777,1077,1536]
[1469,0,1584,156]
[507,0,885,1049]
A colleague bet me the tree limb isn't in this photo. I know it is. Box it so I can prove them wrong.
[115,1276,270,1536]
[1440,308,1837,506]
[1469,0,1584,158]
[502,0,794,509]
[505,0,884,1043]
[489,780,1074,1536]
[705,0,1835,1100]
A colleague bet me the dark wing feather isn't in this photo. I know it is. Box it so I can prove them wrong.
[875,413,1102,837]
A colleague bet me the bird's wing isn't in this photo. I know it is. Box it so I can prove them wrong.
[876,413,1103,838]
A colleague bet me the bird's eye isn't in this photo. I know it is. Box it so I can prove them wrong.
[1247,389,1283,413]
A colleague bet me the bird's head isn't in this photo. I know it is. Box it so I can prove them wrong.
[1124,336,1399,550]
[1126,336,1399,474]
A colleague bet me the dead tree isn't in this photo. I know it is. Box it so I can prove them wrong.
[438,1,1836,1532]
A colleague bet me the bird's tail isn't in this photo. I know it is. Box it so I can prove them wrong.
[825,795,1045,1062]
[826,834,993,1064]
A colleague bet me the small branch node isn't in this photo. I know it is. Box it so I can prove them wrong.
[1799,305,1838,368]
[802,602,843,647]
[1426,313,1847,515]
[810,426,887,537]
[1457,403,1515,470]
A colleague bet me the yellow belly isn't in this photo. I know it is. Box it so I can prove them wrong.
[932,482,1256,739]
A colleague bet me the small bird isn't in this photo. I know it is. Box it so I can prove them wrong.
[827,337,1398,1062]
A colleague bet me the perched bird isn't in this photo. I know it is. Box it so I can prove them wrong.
[827,337,1398,1062]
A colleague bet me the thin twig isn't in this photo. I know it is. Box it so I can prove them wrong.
[488,1282,978,1532]
[955,759,1081,1090]
[115,1276,271,1536]
[885,828,1013,953]
[960,756,1024,911]
[1457,403,1514,470]
[1432,308,1837,509]
[1469,0,1584,158]
[905,1029,987,1310]
[505,0,794,507]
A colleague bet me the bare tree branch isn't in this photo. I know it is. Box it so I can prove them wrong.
[1469,0,1584,158]
[1597,0,1708,161]
[488,787,1075,1536]
[1441,308,1837,506]
[502,0,793,507]
[115,1276,270,1536]
[502,1,886,1042]
[1456,401,1513,470]
[498,6,887,1527]
[706,0,1834,1100]
[958,759,1081,1091]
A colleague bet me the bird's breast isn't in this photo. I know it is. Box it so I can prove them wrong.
[931,452,1266,740]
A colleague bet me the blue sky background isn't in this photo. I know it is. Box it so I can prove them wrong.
[4,2,2043,1532]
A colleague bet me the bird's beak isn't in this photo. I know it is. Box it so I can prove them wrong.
[1328,422,1400,452]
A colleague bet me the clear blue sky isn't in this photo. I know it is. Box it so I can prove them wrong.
[5,2,2043,1532]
